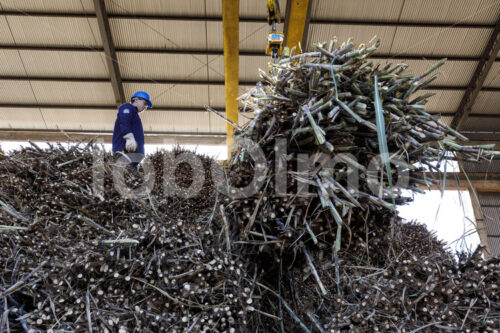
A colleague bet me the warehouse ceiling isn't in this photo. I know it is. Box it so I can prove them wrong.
[0,0,499,145]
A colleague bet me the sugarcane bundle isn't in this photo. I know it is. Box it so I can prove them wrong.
[221,38,500,331]
[226,36,499,258]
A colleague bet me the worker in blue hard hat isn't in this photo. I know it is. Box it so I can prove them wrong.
[112,91,152,165]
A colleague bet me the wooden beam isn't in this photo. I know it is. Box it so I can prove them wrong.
[284,0,312,51]
[457,162,492,258]
[451,17,500,130]
[418,172,500,192]
[93,0,125,106]
[222,0,239,158]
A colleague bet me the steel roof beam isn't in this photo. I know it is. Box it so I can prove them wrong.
[222,0,239,156]
[92,0,125,105]
[451,16,500,130]
[284,0,312,51]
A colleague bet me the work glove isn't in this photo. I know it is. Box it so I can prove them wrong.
[123,133,137,152]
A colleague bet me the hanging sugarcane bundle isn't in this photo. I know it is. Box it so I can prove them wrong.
[222,37,500,331]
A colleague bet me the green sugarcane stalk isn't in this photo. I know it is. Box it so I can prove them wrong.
[279,51,321,64]
[0,225,28,231]
[335,98,377,131]
[305,107,326,145]
[285,87,307,97]
[315,44,335,58]
[415,58,447,81]
[304,220,318,245]
[303,248,328,295]
[101,239,139,245]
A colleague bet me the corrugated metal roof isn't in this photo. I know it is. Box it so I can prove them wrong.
[207,55,225,81]
[0,107,45,129]
[19,50,109,78]
[0,107,227,134]
[105,0,211,16]
[239,22,281,52]
[238,56,269,82]
[0,80,112,106]
[124,83,211,108]
[40,108,114,131]
[209,84,225,109]
[209,113,226,133]
[207,55,269,82]
[483,63,500,88]
[436,116,453,127]
[477,192,500,205]
[400,0,499,25]
[0,49,24,75]
[477,192,500,257]
[0,80,37,103]
[307,24,396,53]
[110,18,206,50]
[487,237,500,257]
[143,110,213,133]
[311,0,403,21]
[0,16,15,44]
[0,78,115,105]
[470,91,500,114]
[462,159,500,174]
[31,81,114,105]
[3,16,102,47]
[461,132,500,143]
[0,0,94,13]
[0,49,108,78]
[105,0,284,19]
[117,52,210,81]
[411,89,464,113]
[482,206,500,234]
[461,117,500,132]
[390,27,492,57]
[112,19,274,52]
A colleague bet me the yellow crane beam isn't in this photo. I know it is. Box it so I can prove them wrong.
[222,0,239,158]
[284,0,311,51]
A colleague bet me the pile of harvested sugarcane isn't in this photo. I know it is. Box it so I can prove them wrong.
[0,144,255,332]
[221,37,500,331]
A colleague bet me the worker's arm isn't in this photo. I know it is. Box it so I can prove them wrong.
[117,105,133,136]
[117,105,137,152]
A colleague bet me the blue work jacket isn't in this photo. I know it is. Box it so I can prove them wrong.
[112,103,145,155]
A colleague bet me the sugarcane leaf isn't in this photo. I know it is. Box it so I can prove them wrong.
[373,75,395,208]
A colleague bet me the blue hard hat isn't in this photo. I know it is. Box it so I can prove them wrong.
[131,91,152,108]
